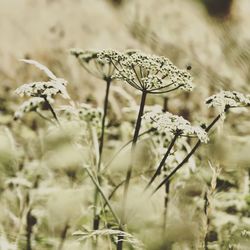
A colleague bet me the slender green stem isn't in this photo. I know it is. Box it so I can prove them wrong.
[92,78,111,232]
[117,90,147,250]
[144,133,179,191]
[85,167,122,228]
[152,113,222,195]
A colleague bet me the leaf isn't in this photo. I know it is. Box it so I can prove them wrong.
[20,59,57,80]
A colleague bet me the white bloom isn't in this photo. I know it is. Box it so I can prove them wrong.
[205,90,250,115]
[15,78,69,99]
[58,103,103,129]
[71,48,116,79]
[98,50,194,92]
[15,59,69,100]
[143,111,208,143]
[14,97,45,120]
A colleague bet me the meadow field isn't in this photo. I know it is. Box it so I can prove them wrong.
[0,0,250,249]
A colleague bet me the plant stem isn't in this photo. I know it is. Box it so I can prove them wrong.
[152,113,222,195]
[204,192,209,250]
[98,78,111,172]
[92,78,111,235]
[26,209,36,250]
[144,133,179,191]
[57,224,69,250]
[43,97,60,126]
[117,90,147,250]
[163,176,170,235]
[85,167,122,228]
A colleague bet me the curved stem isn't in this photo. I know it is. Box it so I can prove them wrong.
[152,113,222,195]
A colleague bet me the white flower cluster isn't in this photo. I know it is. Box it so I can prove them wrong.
[98,50,194,92]
[15,59,70,100]
[143,111,208,143]
[14,97,45,120]
[78,103,103,127]
[58,103,103,129]
[205,91,250,113]
[70,48,98,63]
[15,78,70,99]
[71,48,115,79]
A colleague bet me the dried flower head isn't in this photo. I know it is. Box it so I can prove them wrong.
[70,48,116,80]
[98,49,194,93]
[143,111,208,143]
[205,91,250,114]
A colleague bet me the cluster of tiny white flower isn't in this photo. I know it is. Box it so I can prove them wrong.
[15,59,70,100]
[205,90,250,114]
[58,103,103,129]
[98,50,194,92]
[143,111,208,143]
[15,79,70,100]
[71,48,115,80]
[14,59,70,121]
[14,97,45,120]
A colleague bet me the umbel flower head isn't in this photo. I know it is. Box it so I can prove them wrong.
[98,50,194,93]
[205,90,250,114]
[15,59,70,100]
[58,103,103,129]
[143,111,208,143]
[14,97,46,120]
[70,48,116,80]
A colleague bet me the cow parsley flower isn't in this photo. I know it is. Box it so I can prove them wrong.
[15,79,69,99]
[58,103,103,129]
[14,97,45,120]
[205,91,250,114]
[14,59,70,123]
[98,50,194,93]
[15,59,70,100]
[143,111,208,143]
[70,48,116,80]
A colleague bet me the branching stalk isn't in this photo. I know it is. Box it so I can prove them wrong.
[152,112,223,195]
[144,133,179,191]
